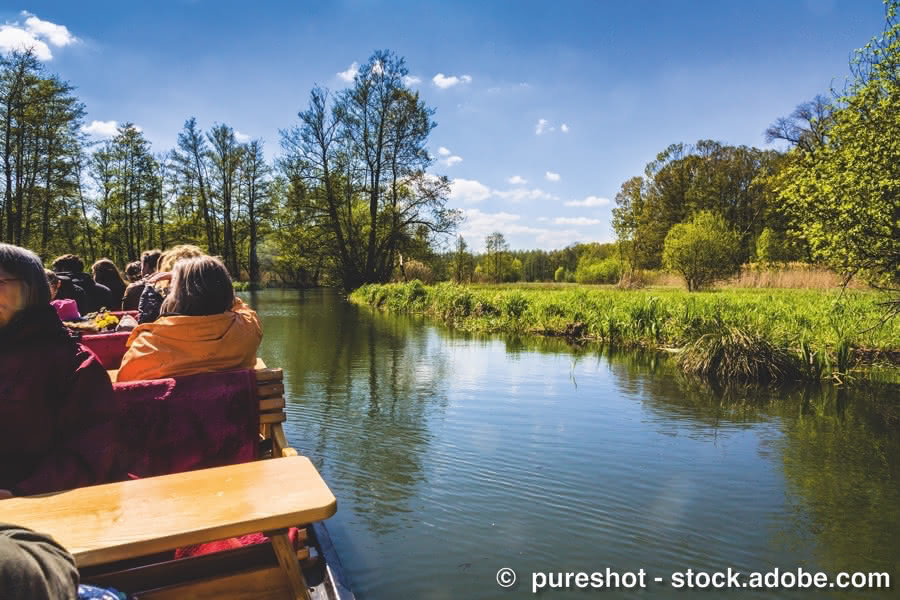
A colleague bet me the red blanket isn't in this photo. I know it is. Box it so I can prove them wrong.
[112,369,258,479]
[81,331,130,369]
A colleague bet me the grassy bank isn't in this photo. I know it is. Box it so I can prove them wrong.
[350,282,900,383]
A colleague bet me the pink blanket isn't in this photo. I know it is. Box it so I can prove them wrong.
[112,369,259,479]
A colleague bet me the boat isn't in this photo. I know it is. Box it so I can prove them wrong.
[6,359,355,599]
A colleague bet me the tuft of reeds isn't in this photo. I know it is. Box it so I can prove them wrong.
[678,327,803,383]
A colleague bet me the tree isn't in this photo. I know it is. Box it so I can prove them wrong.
[772,0,900,306]
[449,235,473,283]
[207,123,241,275]
[663,211,740,291]
[241,139,270,288]
[484,232,509,283]
[173,117,216,254]
[279,50,460,289]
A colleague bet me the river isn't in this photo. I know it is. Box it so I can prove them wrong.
[243,289,899,599]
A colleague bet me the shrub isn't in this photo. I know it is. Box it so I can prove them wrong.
[501,292,530,319]
[663,211,740,291]
[575,257,623,284]
[554,266,567,282]
[402,260,434,284]
[678,327,803,383]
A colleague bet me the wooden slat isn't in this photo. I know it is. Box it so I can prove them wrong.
[272,424,298,458]
[260,412,286,425]
[258,383,285,399]
[270,530,311,600]
[3,456,336,568]
[138,565,290,600]
[255,368,282,383]
[260,397,285,411]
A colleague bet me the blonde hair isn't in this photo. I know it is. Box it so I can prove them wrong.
[158,244,205,273]
[156,244,206,293]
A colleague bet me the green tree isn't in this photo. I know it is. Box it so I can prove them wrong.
[662,211,740,291]
[772,0,900,304]
[483,231,509,283]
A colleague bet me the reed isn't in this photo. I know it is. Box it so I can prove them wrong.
[350,282,900,383]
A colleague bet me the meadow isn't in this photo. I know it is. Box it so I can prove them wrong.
[350,282,900,383]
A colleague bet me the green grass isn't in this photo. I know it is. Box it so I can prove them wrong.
[350,281,900,383]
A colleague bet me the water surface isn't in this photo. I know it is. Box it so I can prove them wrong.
[244,289,899,599]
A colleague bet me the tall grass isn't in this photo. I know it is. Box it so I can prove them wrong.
[351,281,900,383]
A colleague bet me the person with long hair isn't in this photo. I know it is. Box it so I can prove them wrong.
[91,258,127,310]
[0,243,119,497]
[123,249,161,311]
[117,255,262,382]
[136,245,203,323]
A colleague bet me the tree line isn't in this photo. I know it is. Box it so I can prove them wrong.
[0,49,458,289]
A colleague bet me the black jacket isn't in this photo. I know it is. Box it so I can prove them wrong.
[56,272,114,314]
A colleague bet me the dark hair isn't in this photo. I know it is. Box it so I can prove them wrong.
[92,258,127,291]
[141,249,162,276]
[51,253,84,273]
[125,261,142,282]
[160,255,234,316]
[0,243,51,308]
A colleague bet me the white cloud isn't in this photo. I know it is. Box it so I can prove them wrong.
[554,217,604,226]
[235,131,251,143]
[537,216,549,222]
[0,24,52,60]
[508,175,527,185]
[438,147,451,156]
[561,123,570,133]
[545,171,561,182]
[403,75,421,86]
[442,155,463,167]
[494,187,558,203]
[81,120,120,138]
[457,208,586,251]
[22,12,75,47]
[535,118,553,135]
[449,178,491,204]
[432,73,472,89]
[371,60,384,75]
[564,195,609,207]
[337,62,358,82]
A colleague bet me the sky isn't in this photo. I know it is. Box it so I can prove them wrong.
[0,0,888,251]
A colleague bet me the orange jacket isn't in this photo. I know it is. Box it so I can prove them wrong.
[116,298,262,382]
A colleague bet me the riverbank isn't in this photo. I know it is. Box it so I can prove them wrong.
[350,282,900,383]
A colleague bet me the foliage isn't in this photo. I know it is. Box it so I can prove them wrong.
[554,266,567,282]
[351,283,900,384]
[771,1,900,296]
[612,141,785,269]
[401,259,434,284]
[278,50,461,289]
[575,257,622,284]
[662,211,741,291]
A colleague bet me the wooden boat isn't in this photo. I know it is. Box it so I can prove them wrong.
[6,362,355,600]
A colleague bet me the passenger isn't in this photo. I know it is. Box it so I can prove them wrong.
[136,245,203,323]
[91,259,127,311]
[0,523,129,600]
[122,249,161,311]
[117,255,262,382]
[47,269,81,321]
[124,261,142,283]
[51,254,114,314]
[0,243,119,497]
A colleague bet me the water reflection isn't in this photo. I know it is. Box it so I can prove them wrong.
[243,290,899,599]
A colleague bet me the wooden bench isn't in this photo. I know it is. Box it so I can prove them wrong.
[3,456,335,600]
[7,362,331,599]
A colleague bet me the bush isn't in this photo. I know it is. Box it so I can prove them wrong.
[575,257,623,284]
[402,260,434,284]
[554,266,566,282]
[663,211,740,291]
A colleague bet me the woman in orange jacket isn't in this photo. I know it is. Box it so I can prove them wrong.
[116,255,262,382]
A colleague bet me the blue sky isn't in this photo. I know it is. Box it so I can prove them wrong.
[0,1,887,251]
